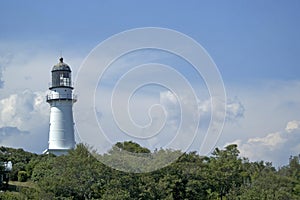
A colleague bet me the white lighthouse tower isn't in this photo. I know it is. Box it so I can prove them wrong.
[44,57,76,155]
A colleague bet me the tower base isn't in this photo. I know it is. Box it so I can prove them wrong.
[43,148,71,156]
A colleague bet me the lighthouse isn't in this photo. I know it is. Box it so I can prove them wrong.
[44,57,76,155]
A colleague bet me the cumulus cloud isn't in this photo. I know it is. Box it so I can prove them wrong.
[0,90,49,152]
[226,97,245,122]
[247,132,286,147]
[159,90,245,154]
[0,90,48,128]
[197,97,245,123]
[286,120,300,133]
[159,90,180,125]
[229,120,300,167]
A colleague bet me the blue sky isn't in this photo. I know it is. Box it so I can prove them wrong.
[1,1,300,82]
[0,1,299,167]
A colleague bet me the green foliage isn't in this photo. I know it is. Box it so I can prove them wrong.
[0,143,299,199]
[0,146,39,181]
[17,171,27,182]
[208,144,244,199]
[0,191,23,200]
[10,162,26,181]
[31,144,108,199]
[115,141,151,153]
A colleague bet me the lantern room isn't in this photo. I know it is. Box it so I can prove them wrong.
[50,57,72,89]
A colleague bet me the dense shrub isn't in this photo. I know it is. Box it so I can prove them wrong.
[17,171,28,182]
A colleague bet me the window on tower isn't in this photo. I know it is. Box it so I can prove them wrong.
[60,73,70,86]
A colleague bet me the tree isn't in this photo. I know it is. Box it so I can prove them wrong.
[115,141,151,153]
[207,144,244,199]
[13,143,300,199]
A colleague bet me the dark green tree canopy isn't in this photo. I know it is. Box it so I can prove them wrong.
[114,141,151,153]
[0,143,299,200]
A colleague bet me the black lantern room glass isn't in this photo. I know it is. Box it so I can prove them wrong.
[50,58,72,89]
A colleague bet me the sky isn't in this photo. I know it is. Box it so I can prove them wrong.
[0,0,299,167]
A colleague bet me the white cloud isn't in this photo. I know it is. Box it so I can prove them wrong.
[226,97,245,122]
[227,80,300,136]
[159,90,180,124]
[229,120,300,167]
[0,90,49,152]
[0,90,48,128]
[159,90,245,154]
[197,97,245,123]
[248,132,286,147]
[286,120,300,133]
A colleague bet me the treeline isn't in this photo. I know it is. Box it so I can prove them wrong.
[0,142,299,199]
